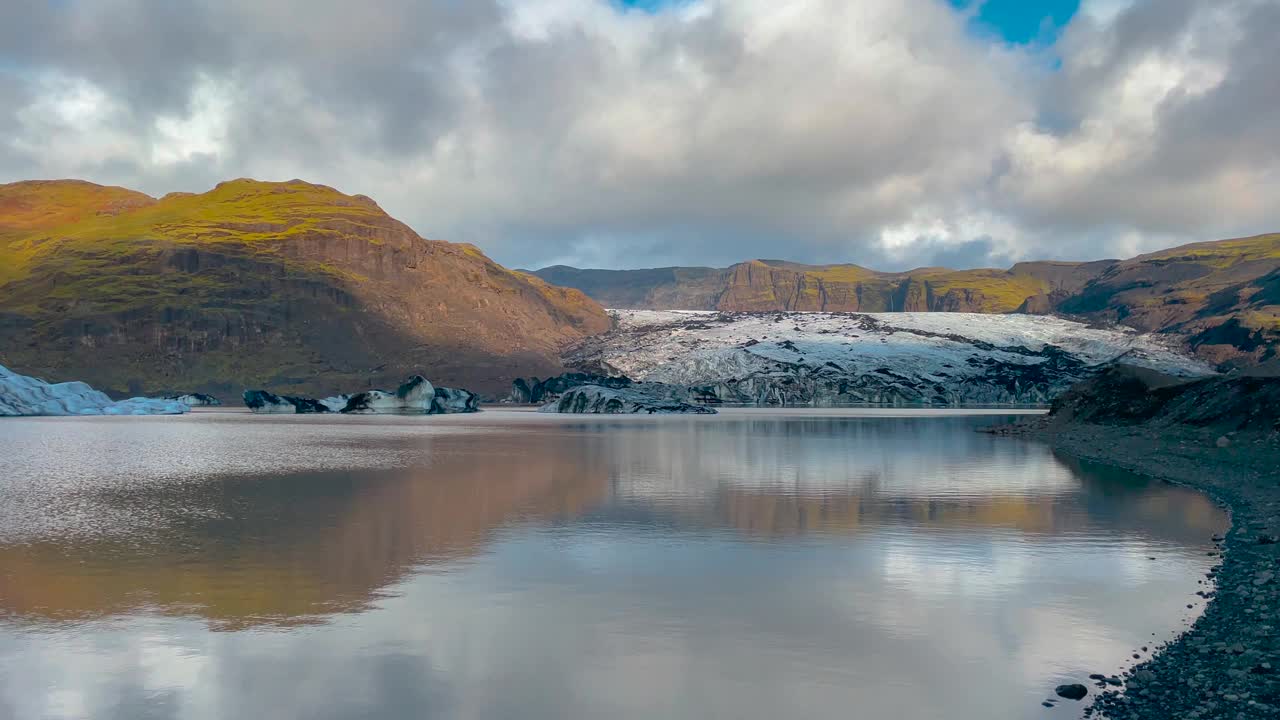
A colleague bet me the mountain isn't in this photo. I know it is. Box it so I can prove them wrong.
[1058,234,1280,366]
[531,234,1280,367]
[528,265,730,311]
[0,179,609,398]
[531,259,1105,313]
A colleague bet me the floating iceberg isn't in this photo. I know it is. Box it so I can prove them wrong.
[539,383,717,414]
[0,364,189,417]
[430,386,482,414]
[341,376,439,413]
[163,393,222,407]
[510,372,633,403]
[243,375,480,415]
[242,390,334,414]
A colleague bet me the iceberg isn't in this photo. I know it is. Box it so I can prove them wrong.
[242,390,333,414]
[341,376,438,414]
[0,364,189,417]
[430,386,481,414]
[539,383,718,414]
[163,393,222,407]
[510,372,633,404]
[243,375,480,415]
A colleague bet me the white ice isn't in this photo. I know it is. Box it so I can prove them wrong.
[0,364,189,417]
[588,310,1214,387]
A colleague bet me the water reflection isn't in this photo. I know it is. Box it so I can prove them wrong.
[1,431,610,626]
[0,411,1226,720]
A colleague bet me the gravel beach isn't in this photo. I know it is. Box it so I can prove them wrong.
[991,419,1279,719]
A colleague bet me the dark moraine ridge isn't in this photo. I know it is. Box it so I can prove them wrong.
[989,366,1280,719]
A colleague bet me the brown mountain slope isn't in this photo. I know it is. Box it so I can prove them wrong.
[0,179,609,398]
[1058,233,1280,366]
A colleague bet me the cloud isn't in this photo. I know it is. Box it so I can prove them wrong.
[0,0,1276,271]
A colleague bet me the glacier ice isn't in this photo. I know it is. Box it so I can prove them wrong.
[563,311,1216,407]
[0,364,190,417]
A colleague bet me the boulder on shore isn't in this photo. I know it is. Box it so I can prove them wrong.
[1055,684,1089,701]
[539,383,717,415]
[0,363,189,417]
[243,375,480,415]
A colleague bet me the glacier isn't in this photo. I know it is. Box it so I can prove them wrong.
[0,364,190,417]
[563,311,1215,407]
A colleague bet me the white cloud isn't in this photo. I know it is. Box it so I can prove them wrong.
[1079,0,1135,25]
[0,0,1276,270]
[150,76,232,165]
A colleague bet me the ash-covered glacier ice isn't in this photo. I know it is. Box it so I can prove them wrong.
[539,383,717,414]
[564,311,1215,407]
[243,375,479,415]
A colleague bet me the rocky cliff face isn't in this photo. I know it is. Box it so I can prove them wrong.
[535,260,1069,314]
[0,179,609,398]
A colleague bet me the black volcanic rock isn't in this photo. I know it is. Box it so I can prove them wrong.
[1047,364,1280,432]
[1055,684,1088,701]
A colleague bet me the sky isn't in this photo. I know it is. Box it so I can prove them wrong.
[0,0,1277,271]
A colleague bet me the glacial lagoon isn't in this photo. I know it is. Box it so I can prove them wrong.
[0,409,1226,719]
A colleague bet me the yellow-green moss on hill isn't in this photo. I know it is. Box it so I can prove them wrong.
[0,178,610,398]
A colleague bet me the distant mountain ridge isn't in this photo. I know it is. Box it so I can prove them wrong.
[530,234,1280,368]
[532,259,1117,314]
[0,178,609,398]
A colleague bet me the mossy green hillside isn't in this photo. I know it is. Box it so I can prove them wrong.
[0,178,610,397]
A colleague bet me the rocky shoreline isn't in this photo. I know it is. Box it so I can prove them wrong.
[991,419,1278,719]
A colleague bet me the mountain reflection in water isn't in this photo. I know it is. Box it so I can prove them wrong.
[0,410,1225,720]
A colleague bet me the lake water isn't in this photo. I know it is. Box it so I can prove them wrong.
[0,409,1226,720]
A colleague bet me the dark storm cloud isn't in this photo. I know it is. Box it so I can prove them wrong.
[0,0,1277,270]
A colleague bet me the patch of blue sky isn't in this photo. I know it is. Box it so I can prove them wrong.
[949,0,1080,45]
[614,0,685,12]
[617,0,1079,41]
